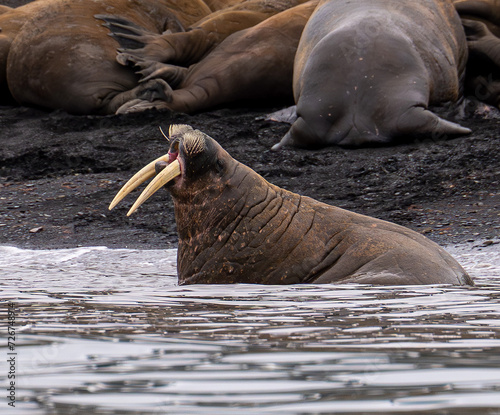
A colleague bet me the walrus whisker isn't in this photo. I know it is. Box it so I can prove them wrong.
[169,124,194,138]
[127,159,181,216]
[182,130,206,156]
[108,154,169,210]
[159,126,169,142]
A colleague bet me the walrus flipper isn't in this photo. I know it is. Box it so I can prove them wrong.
[136,63,188,86]
[395,106,472,139]
[108,79,173,114]
[267,106,298,124]
[273,106,471,150]
[115,99,170,114]
[96,15,164,50]
[454,0,500,26]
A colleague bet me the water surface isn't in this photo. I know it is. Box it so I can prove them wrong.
[1,243,500,414]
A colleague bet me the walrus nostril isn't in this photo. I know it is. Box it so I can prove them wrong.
[155,160,168,175]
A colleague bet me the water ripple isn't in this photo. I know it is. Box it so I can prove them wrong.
[0,242,499,413]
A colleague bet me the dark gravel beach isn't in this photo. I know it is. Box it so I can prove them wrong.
[0,103,499,250]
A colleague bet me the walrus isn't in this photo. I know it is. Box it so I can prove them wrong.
[108,1,318,114]
[109,125,473,286]
[1,0,216,113]
[107,0,311,69]
[273,0,472,149]
[2,0,293,114]
[454,0,500,108]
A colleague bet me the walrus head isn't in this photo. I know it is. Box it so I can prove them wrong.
[109,124,230,216]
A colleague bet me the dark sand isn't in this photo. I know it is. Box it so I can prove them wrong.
[0,104,499,250]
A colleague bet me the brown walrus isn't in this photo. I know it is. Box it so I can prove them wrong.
[2,0,292,114]
[272,0,472,149]
[2,0,215,113]
[107,0,311,69]
[109,125,473,286]
[109,1,318,114]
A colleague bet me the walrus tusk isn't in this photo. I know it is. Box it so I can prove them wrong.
[108,154,169,210]
[126,159,181,216]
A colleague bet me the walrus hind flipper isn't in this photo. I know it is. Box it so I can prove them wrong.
[273,107,472,150]
[95,14,160,50]
[116,99,171,114]
[396,106,471,140]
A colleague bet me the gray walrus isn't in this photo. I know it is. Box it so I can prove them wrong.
[109,125,473,286]
[273,0,472,149]
[2,0,292,114]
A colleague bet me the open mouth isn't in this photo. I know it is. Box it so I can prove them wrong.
[108,137,182,216]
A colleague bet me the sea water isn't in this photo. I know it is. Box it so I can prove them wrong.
[0,243,499,414]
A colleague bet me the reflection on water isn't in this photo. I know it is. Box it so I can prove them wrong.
[0,243,500,414]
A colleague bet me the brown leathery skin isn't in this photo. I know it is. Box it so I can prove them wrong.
[0,0,244,114]
[115,1,318,114]
[454,0,500,108]
[122,126,473,286]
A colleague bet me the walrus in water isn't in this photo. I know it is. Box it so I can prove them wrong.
[271,0,472,149]
[109,125,473,286]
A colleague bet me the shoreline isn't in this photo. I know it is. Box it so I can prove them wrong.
[0,105,499,250]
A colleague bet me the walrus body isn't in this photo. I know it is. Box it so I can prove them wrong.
[454,0,500,108]
[113,1,317,114]
[1,0,219,114]
[2,0,291,114]
[110,125,473,286]
[274,0,471,149]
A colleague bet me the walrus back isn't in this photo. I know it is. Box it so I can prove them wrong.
[277,0,470,148]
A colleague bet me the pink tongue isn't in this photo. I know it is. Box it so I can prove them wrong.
[168,152,178,164]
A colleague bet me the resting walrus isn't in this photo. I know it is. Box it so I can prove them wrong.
[107,1,318,114]
[273,0,472,149]
[1,0,215,113]
[1,0,296,114]
[109,125,473,286]
[454,0,500,108]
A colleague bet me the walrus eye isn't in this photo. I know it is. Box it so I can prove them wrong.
[216,159,225,173]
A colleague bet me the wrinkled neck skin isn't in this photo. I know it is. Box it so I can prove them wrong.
[172,159,325,285]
